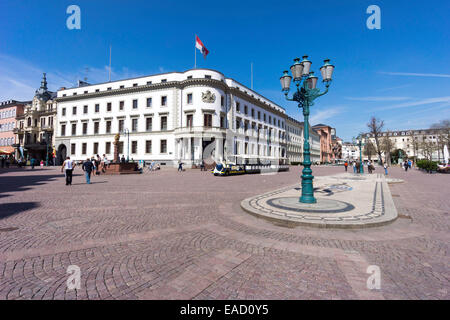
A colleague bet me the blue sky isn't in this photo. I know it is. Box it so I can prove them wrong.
[0,0,449,141]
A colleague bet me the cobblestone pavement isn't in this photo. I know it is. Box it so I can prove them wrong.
[0,165,448,300]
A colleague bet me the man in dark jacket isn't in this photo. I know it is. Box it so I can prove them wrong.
[82,158,94,184]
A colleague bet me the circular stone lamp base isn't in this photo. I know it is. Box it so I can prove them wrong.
[241,173,399,229]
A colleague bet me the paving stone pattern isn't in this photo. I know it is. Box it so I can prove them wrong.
[0,165,448,299]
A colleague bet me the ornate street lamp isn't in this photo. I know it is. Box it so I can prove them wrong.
[353,135,365,174]
[281,56,334,203]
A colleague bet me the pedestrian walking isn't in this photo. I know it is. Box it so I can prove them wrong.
[352,161,356,173]
[121,155,126,163]
[200,160,206,171]
[384,163,388,175]
[61,156,75,186]
[82,158,94,184]
[30,157,36,169]
[40,160,44,168]
[344,161,348,172]
[408,159,412,169]
[367,160,372,174]
[404,160,408,172]
[178,161,183,172]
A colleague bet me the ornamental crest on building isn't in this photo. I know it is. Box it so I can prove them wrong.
[202,90,216,103]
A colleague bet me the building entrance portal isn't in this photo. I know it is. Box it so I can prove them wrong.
[57,144,67,165]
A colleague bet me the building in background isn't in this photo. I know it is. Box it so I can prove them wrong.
[312,124,333,163]
[364,128,449,162]
[0,100,27,157]
[54,69,288,167]
[14,73,57,163]
[310,129,321,164]
[286,116,321,164]
[341,142,359,161]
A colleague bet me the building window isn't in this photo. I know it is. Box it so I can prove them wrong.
[161,96,167,106]
[131,141,137,154]
[95,104,99,113]
[146,117,153,131]
[236,102,240,112]
[220,115,225,128]
[133,83,138,87]
[251,109,254,117]
[72,106,77,115]
[82,122,88,135]
[132,99,138,109]
[118,119,124,133]
[236,119,240,129]
[105,142,111,154]
[71,143,76,154]
[221,96,224,106]
[160,116,167,131]
[145,140,152,153]
[119,101,124,110]
[62,108,66,116]
[146,98,152,108]
[132,118,138,132]
[263,114,266,122]
[120,85,124,89]
[95,89,100,92]
[61,124,66,136]
[161,79,167,83]
[147,81,152,85]
[205,75,211,79]
[83,105,88,114]
[186,114,193,127]
[160,140,167,153]
[187,93,193,104]
[93,142,99,155]
[71,123,77,136]
[244,105,248,115]
[118,141,124,154]
[106,120,111,133]
[204,114,212,127]
[94,122,99,134]
[258,111,261,120]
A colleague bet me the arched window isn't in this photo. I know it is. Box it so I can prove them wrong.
[27,117,32,126]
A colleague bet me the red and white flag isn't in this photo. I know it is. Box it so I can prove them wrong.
[195,35,209,58]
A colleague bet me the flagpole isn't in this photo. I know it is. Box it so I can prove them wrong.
[194,35,197,69]
[251,62,253,90]
[109,44,112,82]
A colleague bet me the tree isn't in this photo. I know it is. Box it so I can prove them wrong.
[420,141,437,161]
[367,116,384,165]
[381,133,395,165]
[363,140,377,161]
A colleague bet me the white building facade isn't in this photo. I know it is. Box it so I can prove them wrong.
[341,143,359,161]
[54,69,287,167]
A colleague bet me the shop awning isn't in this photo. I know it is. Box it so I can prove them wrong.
[0,146,14,155]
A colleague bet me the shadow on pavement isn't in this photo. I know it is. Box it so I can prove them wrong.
[0,202,39,220]
[0,173,62,199]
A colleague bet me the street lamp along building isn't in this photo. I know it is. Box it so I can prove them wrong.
[54,69,289,168]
